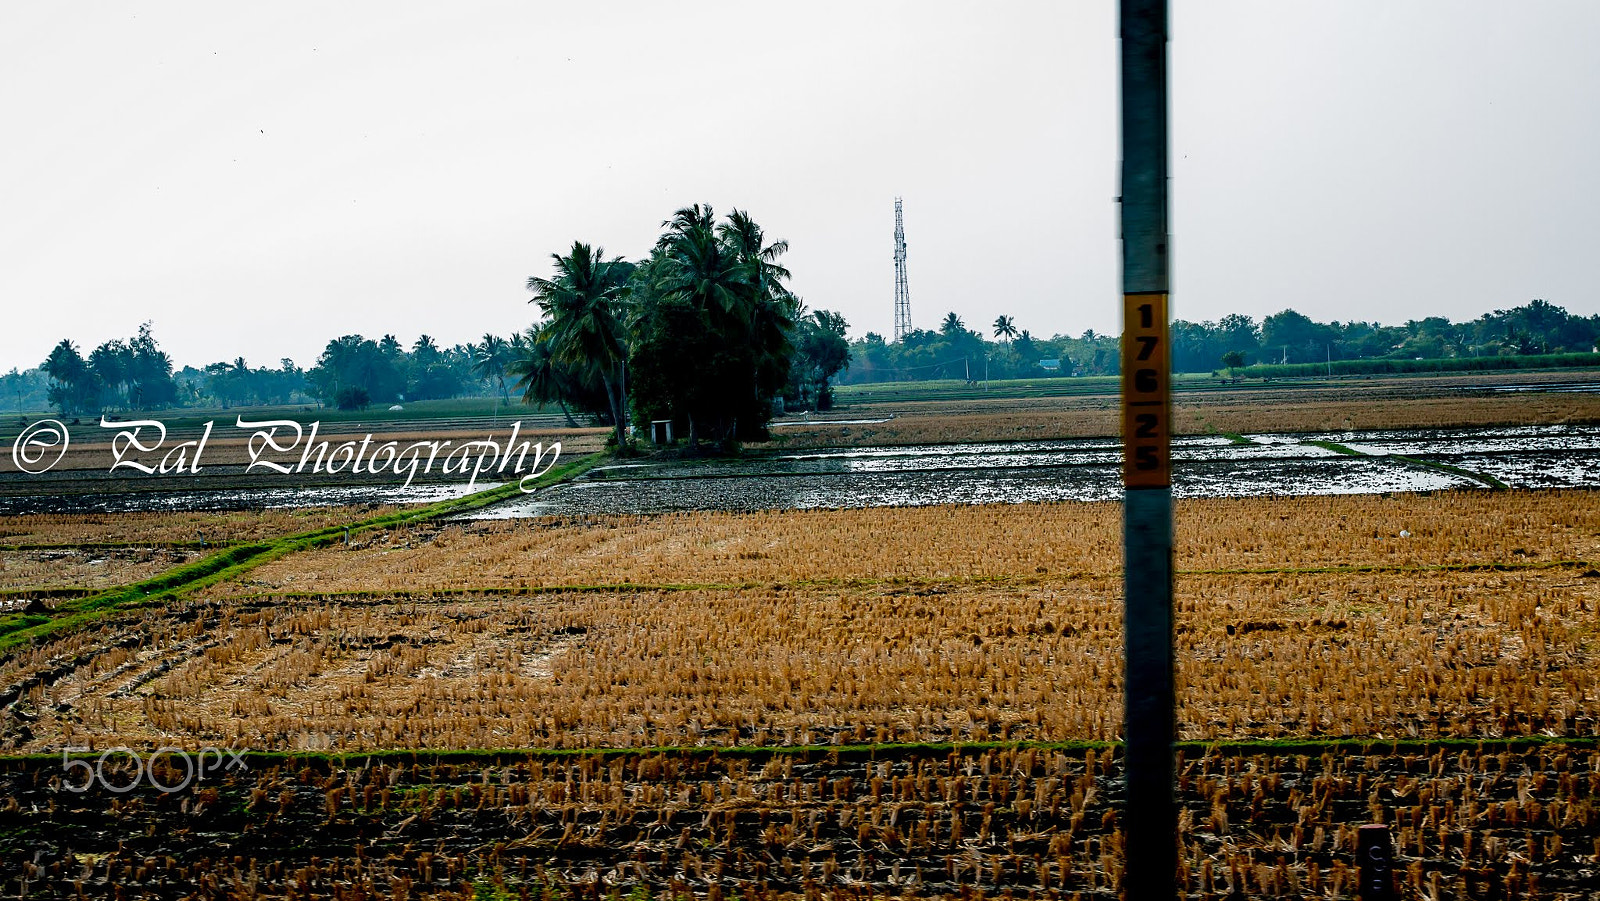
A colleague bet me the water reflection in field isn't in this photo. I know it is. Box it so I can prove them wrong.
[7,425,1590,516]
[479,424,1596,518]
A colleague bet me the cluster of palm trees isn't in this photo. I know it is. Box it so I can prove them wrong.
[513,205,821,450]
[302,333,490,409]
[41,324,178,414]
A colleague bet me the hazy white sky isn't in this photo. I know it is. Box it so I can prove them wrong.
[2,2,1596,372]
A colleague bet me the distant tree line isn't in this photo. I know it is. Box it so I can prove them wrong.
[842,299,1600,382]
[303,334,481,411]
[14,295,1593,415]
[186,359,308,408]
[517,205,851,449]
[844,312,1118,383]
[1237,351,1600,380]
[0,368,51,413]
[1177,299,1597,372]
[20,326,539,416]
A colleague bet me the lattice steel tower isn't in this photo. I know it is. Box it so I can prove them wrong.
[892,197,912,341]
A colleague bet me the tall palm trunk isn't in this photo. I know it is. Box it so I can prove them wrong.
[617,359,629,445]
[598,369,625,448]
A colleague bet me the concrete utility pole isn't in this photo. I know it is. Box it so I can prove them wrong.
[1118,0,1176,896]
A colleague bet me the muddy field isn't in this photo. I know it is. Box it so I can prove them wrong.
[3,742,1598,899]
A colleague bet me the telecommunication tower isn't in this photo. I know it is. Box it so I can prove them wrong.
[892,197,912,342]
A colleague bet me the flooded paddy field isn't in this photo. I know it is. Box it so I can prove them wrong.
[1,424,1590,517]
[1326,424,1600,488]
[478,423,1596,517]
[485,454,1468,516]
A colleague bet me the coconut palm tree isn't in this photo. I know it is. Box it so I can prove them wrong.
[42,339,94,414]
[507,324,579,427]
[992,315,1018,344]
[88,340,135,410]
[940,312,965,337]
[527,242,633,448]
[652,205,754,444]
[655,205,746,315]
[719,208,792,304]
[718,208,799,432]
[471,334,513,401]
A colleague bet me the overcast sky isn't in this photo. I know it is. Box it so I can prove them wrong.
[2,2,1596,372]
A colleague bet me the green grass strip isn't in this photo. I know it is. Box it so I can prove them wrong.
[0,587,96,600]
[1303,437,1509,489]
[1303,439,1364,456]
[0,455,602,654]
[1391,453,1509,490]
[1201,423,1254,446]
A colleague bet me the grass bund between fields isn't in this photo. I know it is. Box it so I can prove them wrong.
[3,385,1600,899]
[0,454,603,655]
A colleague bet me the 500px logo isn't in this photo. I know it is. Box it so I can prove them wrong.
[60,746,249,793]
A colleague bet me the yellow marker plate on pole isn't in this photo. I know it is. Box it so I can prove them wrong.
[1122,292,1171,488]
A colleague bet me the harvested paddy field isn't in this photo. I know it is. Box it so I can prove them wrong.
[0,545,203,594]
[205,490,1600,594]
[4,492,1597,756]
[0,506,415,600]
[7,567,1597,752]
[3,470,1599,896]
